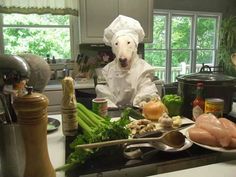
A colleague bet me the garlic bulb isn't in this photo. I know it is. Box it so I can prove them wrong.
[158,113,173,128]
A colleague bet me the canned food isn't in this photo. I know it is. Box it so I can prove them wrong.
[205,98,224,118]
[92,98,108,117]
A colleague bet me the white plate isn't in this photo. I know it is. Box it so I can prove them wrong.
[185,127,236,153]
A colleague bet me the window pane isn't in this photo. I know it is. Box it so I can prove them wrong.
[3,14,69,26]
[196,49,215,66]
[171,16,191,49]
[145,50,166,80]
[145,15,166,49]
[196,17,216,49]
[171,50,191,82]
[3,27,71,59]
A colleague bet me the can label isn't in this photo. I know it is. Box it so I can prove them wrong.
[92,98,108,117]
[205,98,224,118]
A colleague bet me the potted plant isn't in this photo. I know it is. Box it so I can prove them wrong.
[218,16,236,76]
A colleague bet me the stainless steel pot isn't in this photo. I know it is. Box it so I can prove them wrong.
[176,65,236,118]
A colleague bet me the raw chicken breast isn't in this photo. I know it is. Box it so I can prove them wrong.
[195,113,221,127]
[195,114,231,147]
[219,118,236,138]
[228,138,236,148]
[188,127,220,147]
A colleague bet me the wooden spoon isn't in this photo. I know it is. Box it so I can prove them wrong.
[75,131,185,149]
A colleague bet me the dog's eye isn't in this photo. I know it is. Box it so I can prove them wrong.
[115,42,118,46]
[127,41,130,44]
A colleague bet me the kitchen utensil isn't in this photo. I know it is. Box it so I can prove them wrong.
[14,87,55,177]
[123,137,193,160]
[176,64,236,118]
[0,124,25,177]
[0,54,30,123]
[75,130,186,149]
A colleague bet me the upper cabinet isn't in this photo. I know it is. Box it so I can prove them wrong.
[79,0,153,44]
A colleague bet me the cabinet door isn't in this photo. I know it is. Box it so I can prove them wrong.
[43,90,63,114]
[118,0,153,42]
[80,0,118,43]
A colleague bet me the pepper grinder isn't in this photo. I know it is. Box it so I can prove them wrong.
[13,87,55,177]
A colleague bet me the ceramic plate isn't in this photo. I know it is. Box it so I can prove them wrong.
[47,117,60,133]
[185,127,236,153]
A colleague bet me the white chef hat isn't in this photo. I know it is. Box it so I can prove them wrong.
[103,15,145,47]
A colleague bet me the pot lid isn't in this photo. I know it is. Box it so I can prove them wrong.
[176,71,236,82]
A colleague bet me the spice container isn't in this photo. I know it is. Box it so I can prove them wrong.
[205,98,224,118]
[92,98,108,117]
[13,87,55,177]
[61,77,78,136]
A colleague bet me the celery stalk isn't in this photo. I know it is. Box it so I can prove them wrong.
[77,110,96,128]
[77,103,104,126]
[76,114,92,135]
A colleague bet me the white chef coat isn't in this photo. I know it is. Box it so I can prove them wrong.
[95,55,159,107]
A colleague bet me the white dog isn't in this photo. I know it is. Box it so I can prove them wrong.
[95,15,159,107]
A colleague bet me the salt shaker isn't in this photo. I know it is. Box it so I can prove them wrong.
[14,87,55,177]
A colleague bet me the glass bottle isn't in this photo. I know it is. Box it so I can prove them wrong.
[192,82,205,121]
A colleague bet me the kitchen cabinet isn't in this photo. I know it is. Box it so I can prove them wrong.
[43,90,63,115]
[79,0,153,43]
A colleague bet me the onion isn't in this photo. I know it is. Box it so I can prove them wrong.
[142,100,168,121]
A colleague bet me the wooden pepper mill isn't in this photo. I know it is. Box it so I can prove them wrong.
[14,87,56,177]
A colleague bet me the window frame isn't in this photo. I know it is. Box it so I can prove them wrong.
[0,13,79,61]
[146,9,222,83]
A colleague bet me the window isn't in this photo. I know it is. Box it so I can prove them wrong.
[0,13,77,60]
[145,10,221,83]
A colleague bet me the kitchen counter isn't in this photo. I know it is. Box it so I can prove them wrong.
[47,114,65,177]
[148,159,236,177]
[45,78,95,91]
[48,112,236,177]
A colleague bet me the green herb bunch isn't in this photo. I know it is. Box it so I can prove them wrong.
[56,102,131,172]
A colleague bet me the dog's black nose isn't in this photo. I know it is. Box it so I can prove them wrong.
[119,58,127,63]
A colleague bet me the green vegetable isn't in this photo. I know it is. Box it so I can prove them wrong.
[120,107,144,120]
[162,94,183,116]
[55,102,131,172]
